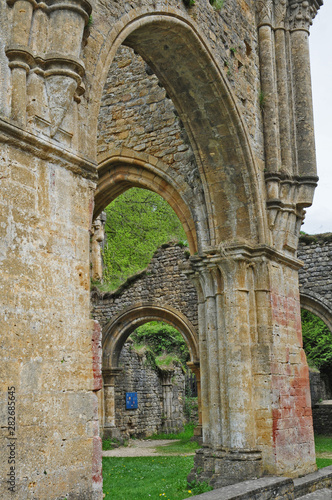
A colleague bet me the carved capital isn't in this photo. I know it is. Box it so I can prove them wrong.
[288,0,322,32]
[274,0,287,29]
[257,0,273,27]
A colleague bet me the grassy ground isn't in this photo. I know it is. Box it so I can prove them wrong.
[102,456,211,499]
[102,431,332,498]
[315,435,332,469]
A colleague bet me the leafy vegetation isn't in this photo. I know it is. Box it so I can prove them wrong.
[301,309,332,372]
[132,321,190,365]
[102,188,186,290]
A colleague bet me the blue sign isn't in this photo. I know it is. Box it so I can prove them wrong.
[126,392,138,409]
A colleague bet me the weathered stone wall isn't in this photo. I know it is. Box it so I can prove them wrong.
[298,234,332,324]
[0,142,101,499]
[0,0,324,495]
[114,341,185,438]
[309,368,332,407]
[94,0,264,164]
[91,243,198,331]
[312,402,332,436]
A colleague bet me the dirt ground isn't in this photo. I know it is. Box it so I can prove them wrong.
[102,439,195,457]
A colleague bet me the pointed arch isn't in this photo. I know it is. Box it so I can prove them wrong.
[94,149,205,253]
[89,7,269,250]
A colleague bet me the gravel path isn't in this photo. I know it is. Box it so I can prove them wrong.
[102,439,195,457]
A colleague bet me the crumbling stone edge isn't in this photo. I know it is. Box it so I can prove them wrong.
[187,466,332,499]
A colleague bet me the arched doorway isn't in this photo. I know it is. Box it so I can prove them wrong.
[101,303,200,440]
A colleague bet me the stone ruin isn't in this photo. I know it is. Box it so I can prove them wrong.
[0,0,329,498]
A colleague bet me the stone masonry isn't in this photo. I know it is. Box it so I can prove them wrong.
[113,341,185,439]
[0,0,325,497]
[298,233,332,331]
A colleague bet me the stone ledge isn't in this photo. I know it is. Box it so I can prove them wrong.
[186,476,293,499]
[294,466,332,498]
[187,467,332,500]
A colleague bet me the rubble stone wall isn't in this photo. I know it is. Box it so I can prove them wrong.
[114,342,185,439]
[91,243,198,331]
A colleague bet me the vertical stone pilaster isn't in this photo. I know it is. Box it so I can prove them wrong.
[103,368,122,440]
[188,251,262,488]
[187,362,202,437]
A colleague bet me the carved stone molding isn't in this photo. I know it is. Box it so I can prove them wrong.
[274,0,287,29]
[256,0,273,26]
[6,0,92,136]
[288,0,323,32]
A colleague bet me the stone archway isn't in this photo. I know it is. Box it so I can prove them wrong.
[300,293,332,335]
[101,302,200,439]
[94,149,200,254]
[0,1,324,497]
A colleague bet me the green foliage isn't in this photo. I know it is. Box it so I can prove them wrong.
[183,0,195,6]
[209,0,224,10]
[131,321,190,365]
[301,309,332,371]
[103,456,201,499]
[184,397,198,422]
[259,90,266,110]
[102,188,186,290]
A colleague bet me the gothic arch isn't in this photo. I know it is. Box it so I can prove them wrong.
[90,7,268,250]
[300,292,332,333]
[102,302,199,371]
[94,149,201,253]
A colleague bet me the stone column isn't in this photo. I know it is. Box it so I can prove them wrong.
[103,368,122,440]
[161,371,174,433]
[256,0,280,173]
[274,0,293,173]
[188,253,262,488]
[187,362,202,437]
[289,0,319,176]
[91,213,106,282]
[6,0,34,125]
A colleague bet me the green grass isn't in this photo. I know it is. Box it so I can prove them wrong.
[102,456,212,499]
[155,439,200,455]
[315,434,332,469]
[315,435,332,454]
[317,458,332,469]
[148,423,196,441]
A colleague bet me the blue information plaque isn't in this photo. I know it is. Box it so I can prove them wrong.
[126,392,138,409]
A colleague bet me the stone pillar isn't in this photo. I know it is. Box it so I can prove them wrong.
[161,371,174,433]
[274,0,293,173]
[289,0,318,176]
[188,253,262,488]
[256,0,280,174]
[103,368,122,440]
[91,212,106,282]
[188,245,316,487]
[187,362,202,437]
[6,0,34,125]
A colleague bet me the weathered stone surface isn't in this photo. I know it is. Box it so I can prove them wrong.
[0,0,325,497]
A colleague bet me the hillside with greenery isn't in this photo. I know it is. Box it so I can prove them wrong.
[102,187,187,290]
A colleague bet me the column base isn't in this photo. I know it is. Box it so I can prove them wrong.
[161,419,184,434]
[188,447,262,488]
[103,425,122,442]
